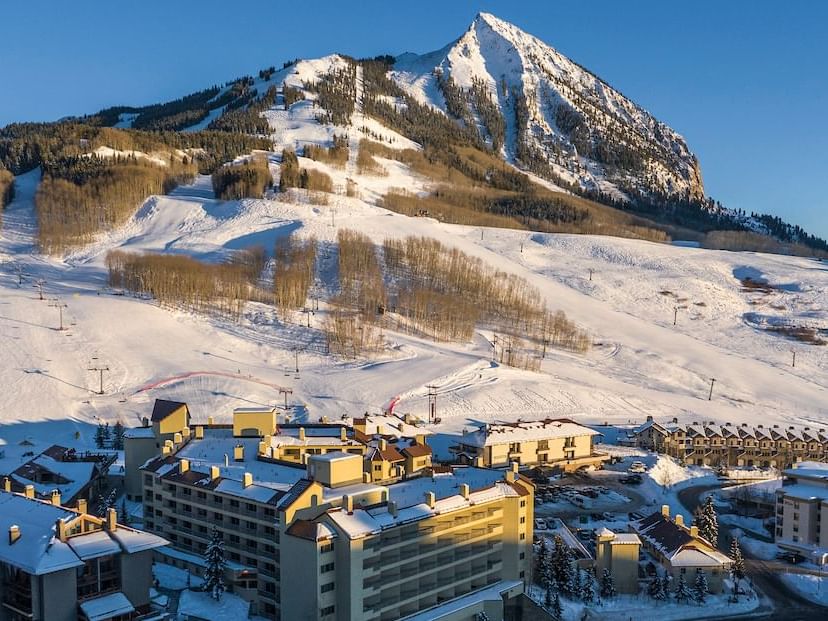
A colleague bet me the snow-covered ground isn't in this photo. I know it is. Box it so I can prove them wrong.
[1,65,827,448]
[780,573,828,606]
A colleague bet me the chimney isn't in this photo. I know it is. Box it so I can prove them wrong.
[162,445,171,456]
[243,472,253,488]
[106,507,117,531]
[50,490,61,506]
[661,504,670,518]
[646,415,653,422]
[142,417,149,428]
[474,456,484,468]
[234,444,244,462]
[208,416,214,426]
[299,427,306,441]
[24,485,34,499]
[377,424,385,436]
[258,441,267,456]
[8,525,20,545]
[672,417,678,424]
[460,483,470,500]
[182,427,191,439]
[77,498,88,514]
[2,477,10,492]
[690,525,699,538]
[510,461,519,473]
[506,470,516,483]
[388,500,398,518]
[415,433,425,446]
[195,426,204,439]
[362,472,371,483]
[173,432,183,444]
[340,427,347,441]
[210,466,220,481]
[379,439,388,451]
[675,514,684,527]
[425,491,436,509]
[56,518,68,542]
[343,495,354,514]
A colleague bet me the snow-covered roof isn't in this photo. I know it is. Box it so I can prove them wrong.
[460,418,597,448]
[179,587,250,621]
[609,533,641,545]
[0,491,166,575]
[10,452,97,503]
[670,547,731,567]
[353,414,431,439]
[79,591,135,621]
[324,468,521,539]
[399,580,522,621]
[124,426,156,439]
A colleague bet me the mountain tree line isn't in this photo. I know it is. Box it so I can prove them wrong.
[37,155,195,252]
[304,134,348,168]
[208,86,277,135]
[304,62,357,126]
[273,233,318,315]
[0,167,13,210]
[212,154,272,199]
[105,247,266,320]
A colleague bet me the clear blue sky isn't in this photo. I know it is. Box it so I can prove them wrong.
[3,1,826,238]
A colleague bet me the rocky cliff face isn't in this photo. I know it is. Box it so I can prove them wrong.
[393,12,705,204]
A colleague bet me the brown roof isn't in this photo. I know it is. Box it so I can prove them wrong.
[285,519,332,542]
[369,446,404,463]
[401,444,432,458]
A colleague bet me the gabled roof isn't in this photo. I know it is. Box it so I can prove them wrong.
[633,419,667,435]
[401,443,432,458]
[151,399,188,423]
[632,511,730,567]
[369,445,405,463]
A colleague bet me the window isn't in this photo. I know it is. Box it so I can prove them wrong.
[519,533,525,540]
[321,563,335,573]
[321,582,335,593]
[519,552,525,559]
[321,605,335,616]
[520,500,526,507]
[373,464,382,472]
[320,542,334,553]
[520,517,526,524]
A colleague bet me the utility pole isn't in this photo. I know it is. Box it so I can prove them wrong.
[792,350,796,368]
[674,306,679,326]
[303,308,312,328]
[87,364,110,395]
[426,385,437,424]
[708,378,716,401]
[293,348,300,376]
[588,268,594,282]
[48,299,67,331]
[492,333,498,361]
[34,279,46,300]
[279,387,293,411]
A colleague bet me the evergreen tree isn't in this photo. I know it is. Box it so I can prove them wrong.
[581,571,595,604]
[535,538,550,585]
[95,488,117,517]
[475,613,489,621]
[572,567,583,599]
[552,592,563,619]
[600,568,616,598]
[551,535,576,595]
[661,573,673,600]
[94,423,106,449]
[112,421,125,450]
[729,537,746,581]
[544,585,553,608]
[102,422,112,449]
[674,573,692,604]
[203,526,226,600]
[119,499,130,525]
[695,495,719,546]
[649,573,666,600]
[693,569,708,605]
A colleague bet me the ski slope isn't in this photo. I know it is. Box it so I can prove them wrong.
[2,145,827,445]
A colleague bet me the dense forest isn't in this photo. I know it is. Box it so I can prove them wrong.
[279,148,334,194]
[212,155,272,200]
[105,247,266,320]
[0,167,13,210]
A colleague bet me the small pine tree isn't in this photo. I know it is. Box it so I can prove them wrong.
[102,422,112,449]
[573,567,583,599]
[551,535,576,595]
[552,592,563,619]
[112,421,125,450]
[544,585,553,608]
[94,423,106,449]
[693,569,708,605]
[661,573,672,599]
[695,495,719,546]
[674,573,692,604]
[203,526,226,600]
[600,568,616,598]
[730,537,745,581]
[649,574,666,600]
[119,499,130,525]
[581,571,595,604]
[535,538,550,585]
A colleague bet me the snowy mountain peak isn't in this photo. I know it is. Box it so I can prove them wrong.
[392,13,705,203]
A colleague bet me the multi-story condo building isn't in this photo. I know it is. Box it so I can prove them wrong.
[0,486,166,621]
[631,506,732,593]
[450,418,607,471]
[659,421,828,468]
[136,406,532,620]
[774,462,828,555]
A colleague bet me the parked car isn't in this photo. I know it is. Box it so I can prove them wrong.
[777,551,805,564]
[628,461,647,473]
[620,474,643,485]
[535,518,547,531]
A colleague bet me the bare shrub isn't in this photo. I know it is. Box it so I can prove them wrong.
[273,234,318,315]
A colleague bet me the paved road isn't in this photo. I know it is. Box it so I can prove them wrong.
[679,484,827,620]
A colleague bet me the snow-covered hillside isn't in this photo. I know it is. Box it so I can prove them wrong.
[2,146,826,444]
[392,12,704,202]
